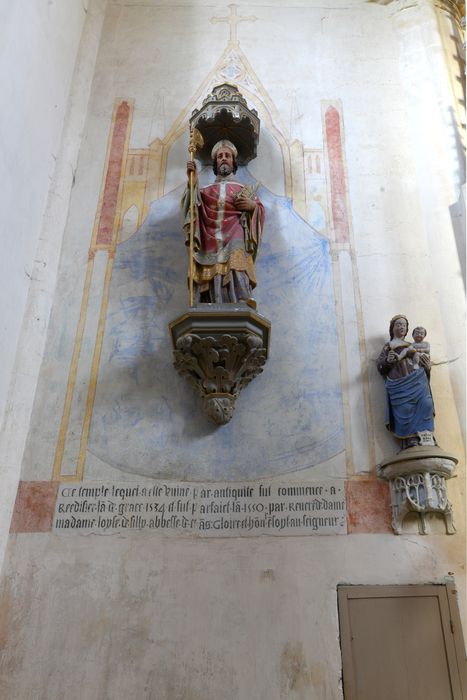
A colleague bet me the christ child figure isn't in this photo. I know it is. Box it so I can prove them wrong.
[396,325,430,368]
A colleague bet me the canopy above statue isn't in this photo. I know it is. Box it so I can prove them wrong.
[189,83,260,165]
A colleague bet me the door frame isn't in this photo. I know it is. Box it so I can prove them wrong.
[337,583,466,700]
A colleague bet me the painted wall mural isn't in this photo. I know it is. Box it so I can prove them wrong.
[21,4,375,484]
[88,169,344,480]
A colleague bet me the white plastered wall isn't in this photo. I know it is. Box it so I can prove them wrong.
[0,0,108,572]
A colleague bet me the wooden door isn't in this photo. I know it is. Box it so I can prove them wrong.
[338,584,466,700]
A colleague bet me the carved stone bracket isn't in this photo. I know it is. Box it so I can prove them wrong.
[169,304,270,425]
[377,446,458,535]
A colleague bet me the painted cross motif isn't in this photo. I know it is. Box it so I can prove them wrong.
[211,3,257,46]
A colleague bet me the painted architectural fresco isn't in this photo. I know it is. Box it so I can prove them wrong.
[22,5,376,484]
[53,114,346,481]
[87,166,344,481]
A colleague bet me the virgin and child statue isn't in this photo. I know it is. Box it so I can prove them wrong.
[377,315,435,449]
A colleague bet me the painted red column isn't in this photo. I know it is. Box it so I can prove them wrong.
[325,105,350,244]
[96,100,131,246]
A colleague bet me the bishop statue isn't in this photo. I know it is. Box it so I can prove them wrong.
[182,139,264,306]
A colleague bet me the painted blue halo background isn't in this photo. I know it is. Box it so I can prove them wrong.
[89,167,345,480]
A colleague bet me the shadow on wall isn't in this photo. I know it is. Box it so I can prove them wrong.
[447,105,466,289]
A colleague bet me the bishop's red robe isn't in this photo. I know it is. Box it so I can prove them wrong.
[182,176,264,301]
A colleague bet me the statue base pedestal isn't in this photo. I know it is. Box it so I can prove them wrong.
[377,446,458,535]
[169,303,271,425]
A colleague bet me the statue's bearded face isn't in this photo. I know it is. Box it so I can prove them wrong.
[216,148,234,176]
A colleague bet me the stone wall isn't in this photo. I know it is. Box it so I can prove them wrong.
[0,1,465,697]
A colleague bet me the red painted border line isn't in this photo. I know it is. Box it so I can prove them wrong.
[96,101,131,246]
[345,480,392,534]
[9,479,392,535]
[10,481,59,533]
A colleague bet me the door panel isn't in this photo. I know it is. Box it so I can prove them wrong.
[338,585,465,700]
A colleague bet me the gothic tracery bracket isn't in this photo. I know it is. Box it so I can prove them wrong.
[378,447,458,534]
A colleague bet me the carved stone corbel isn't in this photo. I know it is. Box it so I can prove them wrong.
[377,447,458,534]
[169,304,270,425]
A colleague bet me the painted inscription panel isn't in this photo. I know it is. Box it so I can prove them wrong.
[53,480,347,537]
